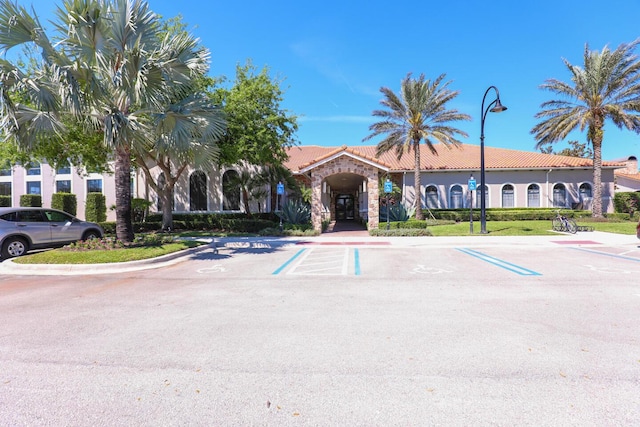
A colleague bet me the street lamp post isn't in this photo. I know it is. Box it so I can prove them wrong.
[480,86,507,234]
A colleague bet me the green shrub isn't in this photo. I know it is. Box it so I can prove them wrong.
[277,200,311,225]
[132,198,152,222]
[51,192,77,216]
[614,192,640,216]
[0,195,11,207]
[380,202,414,222]
[20,194,42,207]
[85,192,107,222]
[369,228,433,236]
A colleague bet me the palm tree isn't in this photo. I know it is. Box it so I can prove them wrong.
[531,40,640,217]
[363,73,471,220]
[0,0,208,242]
[135,93,226,230]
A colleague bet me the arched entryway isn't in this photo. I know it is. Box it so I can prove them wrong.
[303,151,387,232]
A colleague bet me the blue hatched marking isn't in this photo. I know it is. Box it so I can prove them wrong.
[456,248,542,276]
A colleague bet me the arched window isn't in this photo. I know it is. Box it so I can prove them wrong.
[502,184,514,208]
[425,185,438,209]
[476,185,488,209]
[450,185,463,209]
[190,171,208,211]
[579,183,592,201]
[527,184,540,207]
[552,183,567,207]
[222,170,240,211]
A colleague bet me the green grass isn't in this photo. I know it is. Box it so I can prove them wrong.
[13,240,204,265]
[427,219,639,236]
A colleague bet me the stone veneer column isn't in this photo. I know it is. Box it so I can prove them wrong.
[311,174,323,231]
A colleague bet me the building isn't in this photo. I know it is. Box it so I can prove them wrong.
[1,144,632,230]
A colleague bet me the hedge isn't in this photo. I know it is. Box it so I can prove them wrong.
[19,194,42,207]
[51,192,77,216]
[85,192,107,223]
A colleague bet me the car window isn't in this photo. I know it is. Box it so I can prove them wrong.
[44,210,72,222]
[0,212,18,222]
[18,210,46,222]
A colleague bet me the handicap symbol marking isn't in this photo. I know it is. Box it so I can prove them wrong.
[583,264,636,274]
[197,264,226,274]
[411,264,452,274]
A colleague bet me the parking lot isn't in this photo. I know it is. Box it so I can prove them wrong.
[1,232,639,426]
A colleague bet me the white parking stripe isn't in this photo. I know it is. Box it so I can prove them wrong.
[287,248,350,276]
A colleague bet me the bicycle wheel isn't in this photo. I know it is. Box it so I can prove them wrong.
[552,218,562,232]
[566,218,578,234]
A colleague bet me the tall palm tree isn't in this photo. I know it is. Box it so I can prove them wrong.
[0,0,208,242]
[531,40,640,217]
[363,73,471,220]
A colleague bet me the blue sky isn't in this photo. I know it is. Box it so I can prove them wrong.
[17,0,640,160]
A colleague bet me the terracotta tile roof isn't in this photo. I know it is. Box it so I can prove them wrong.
[615,172,640,183]
[284,143,626,173]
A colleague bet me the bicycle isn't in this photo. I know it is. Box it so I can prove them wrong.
[552,210,577,234]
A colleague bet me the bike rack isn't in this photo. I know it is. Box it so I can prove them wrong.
[576,225,594,232]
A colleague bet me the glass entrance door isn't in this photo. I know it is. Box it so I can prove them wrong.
[335,195,355,220]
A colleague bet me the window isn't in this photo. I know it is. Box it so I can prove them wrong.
[553,183,567,207]
[527,184,540,207]
[57,161,71,175]
[476,185,488,209]
[449,185,463,209]
[27,181,41,195]
[222,170,240,211]
[56,180,71,193]
[425,185,438,209]
[579,183,592,201]
[0,162,11,177]
[502,184,514,208]
[87,179,102,193]
[26,162,41,176]
[189,171,208,211]
[0,182,11,197]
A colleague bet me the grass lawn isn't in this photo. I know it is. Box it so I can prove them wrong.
[427,219,638,236]
[13,240,205,265]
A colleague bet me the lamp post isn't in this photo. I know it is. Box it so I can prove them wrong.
[480,86,507,234]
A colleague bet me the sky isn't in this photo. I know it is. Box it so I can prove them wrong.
[12,0,640,161]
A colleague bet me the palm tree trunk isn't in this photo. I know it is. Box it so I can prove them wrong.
[115,146,135,242]
[160,183,175,231]
[592,138,603,217]
[414,141,423,220]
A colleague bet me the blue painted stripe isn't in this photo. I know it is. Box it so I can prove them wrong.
[272,248,306,275]
[569,246,640,262]
[354,248,361,276]
[456,248,542,276]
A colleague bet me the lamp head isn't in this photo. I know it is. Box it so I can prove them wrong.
[490,98,507,113]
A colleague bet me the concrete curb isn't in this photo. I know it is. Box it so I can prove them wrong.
[0,241,216,276]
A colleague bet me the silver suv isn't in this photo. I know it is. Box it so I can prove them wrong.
[0,207,104,258]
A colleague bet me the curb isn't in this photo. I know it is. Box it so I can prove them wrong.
[0,242,216,276]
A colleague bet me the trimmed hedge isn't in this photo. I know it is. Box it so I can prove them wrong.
[85,192,107,223]
[51,192,77,216]
[0,195,10,207]
[429,208,591,221]
[20,194,42,207]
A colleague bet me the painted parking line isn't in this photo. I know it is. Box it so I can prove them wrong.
[272,248,306,275]
[456,248,542,276]
[272,248,362,276]
[287,248,348,275]
[568,246,640,262]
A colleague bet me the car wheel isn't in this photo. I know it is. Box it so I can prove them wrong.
[82,230,101,241]
[2,237,28,258]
